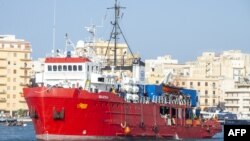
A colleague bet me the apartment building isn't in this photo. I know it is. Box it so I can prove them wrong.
[177,51,250,109]
[145,55,186,84]
[224,83,250,116]
[75,39,139,67]
[0,35,32,117]
[145,50,250,110]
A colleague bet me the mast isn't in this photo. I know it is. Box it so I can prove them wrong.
[52,0,57,56]
[106,0,134,67]
[107,0,122,66]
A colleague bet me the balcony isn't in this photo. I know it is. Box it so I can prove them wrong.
[243,104,250,107]
[0,90,6,94]
[0,98,6,103]
[225,103,240,107]
[200,95,209,98]
[20,66,32,70]
[212,95,218,98]
[20,83,27,86]
[20,58,32,61]
[0,57,6,60]
[200,103,210,106]
[224,97,240,100]
[0,83,6,86]
[19,99,26,103]
[0,66,7,69]
[0,74,7,77]
[20,75,30,78]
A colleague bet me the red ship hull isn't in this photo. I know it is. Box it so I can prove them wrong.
[24,87,222,140]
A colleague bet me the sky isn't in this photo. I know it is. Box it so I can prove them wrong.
[0,0,250,63]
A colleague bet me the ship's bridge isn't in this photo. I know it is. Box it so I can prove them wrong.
[40,57,99,88]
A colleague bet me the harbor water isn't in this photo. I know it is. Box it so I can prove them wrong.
[0,122,223,141]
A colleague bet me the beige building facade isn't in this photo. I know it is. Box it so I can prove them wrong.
[224,83,250,116]
[76,39,138,67]
[145,55,185,84]
[145,50,250,110]
[0,35,32,117]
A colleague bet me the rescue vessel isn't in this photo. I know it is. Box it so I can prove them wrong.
[23,1,222,140]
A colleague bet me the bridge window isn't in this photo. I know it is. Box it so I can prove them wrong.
[53,65,57,71]
[48,65,52,71]
[78,65,82,71]
[63,65,67,71]
[68,65,72,71]
[73,65,77,71]
[58,65,62,71]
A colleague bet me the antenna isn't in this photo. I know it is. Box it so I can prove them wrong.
[52,0,57,56]
[105,0,134,66]
[84,23,103,56]
[64,33,75,55]
[84,23,102,43]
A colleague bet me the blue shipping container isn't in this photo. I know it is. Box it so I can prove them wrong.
[180,88,197,107]
[145,85,163,99]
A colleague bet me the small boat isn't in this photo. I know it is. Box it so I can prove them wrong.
[225,119,250,125]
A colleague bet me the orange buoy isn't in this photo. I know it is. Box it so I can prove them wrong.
[124,126,131,135]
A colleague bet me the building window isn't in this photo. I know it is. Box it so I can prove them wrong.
[13,69,16,74]
[87,65,89,72]
[25,53,28,59]
[8,61,10,65]
[13,95,16,99]
[205,90,208,95]
[182,82,185,85]
[7,86,10,90]
[8,78,10,82]
[13,86,16,90]
[205,82,208,86]
[13,78,16,82]
[7,95,10,99]
[78,65,82,71]
[190,82,193,86]
[58,65,62,71]
[205,99,208,104]
[197,82,200,86]
[14,53,17,57]
[152,68,155,72]
[213,91,215,95]
[212,82,216,87]
[213,99,215,104]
